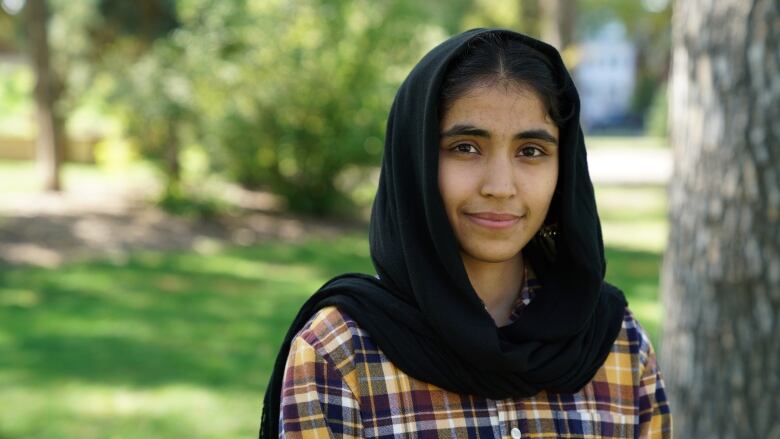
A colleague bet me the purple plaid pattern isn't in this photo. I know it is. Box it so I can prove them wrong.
[279,274,672,438]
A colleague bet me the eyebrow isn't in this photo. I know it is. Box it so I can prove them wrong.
[441,124,558,145]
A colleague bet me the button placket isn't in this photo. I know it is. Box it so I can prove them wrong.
[495,398,522,439]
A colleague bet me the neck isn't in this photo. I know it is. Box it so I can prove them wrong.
[462,252,525,326]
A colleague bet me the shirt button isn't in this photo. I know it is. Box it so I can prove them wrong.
[510,427,522,439]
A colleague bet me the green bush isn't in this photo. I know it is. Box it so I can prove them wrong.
[157,185,229,220]
[201,1,440,216]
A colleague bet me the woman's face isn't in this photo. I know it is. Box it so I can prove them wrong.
[438,83,559,264]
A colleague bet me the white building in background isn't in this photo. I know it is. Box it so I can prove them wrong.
[575,21,637,131]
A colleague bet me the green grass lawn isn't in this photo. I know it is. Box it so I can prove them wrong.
[0,161,668,437]
[0,235,374,438]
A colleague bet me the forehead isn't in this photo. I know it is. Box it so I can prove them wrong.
[440,83,557,132]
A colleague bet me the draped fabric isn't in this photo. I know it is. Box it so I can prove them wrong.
[259,28,627,438]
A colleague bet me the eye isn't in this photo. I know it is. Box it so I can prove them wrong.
[518,145,545,157]
[450,143,479,154]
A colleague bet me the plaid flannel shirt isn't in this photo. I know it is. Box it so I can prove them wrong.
[278,272,672,438]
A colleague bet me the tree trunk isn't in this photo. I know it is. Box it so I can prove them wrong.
[539,0,576,51]
[662,0,780,438]
[519,0,541,39]
[25,0,64,192]
[164,121,181,185]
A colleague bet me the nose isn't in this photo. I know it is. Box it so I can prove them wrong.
[479,157,516,199]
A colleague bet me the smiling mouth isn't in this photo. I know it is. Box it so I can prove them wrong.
[465,213,523,229]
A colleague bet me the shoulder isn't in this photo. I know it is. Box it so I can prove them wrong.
[293,306,368,356]
[622,308,656,361]
[287,306,373,391]
[603,307,659,379]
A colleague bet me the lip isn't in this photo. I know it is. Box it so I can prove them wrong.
[465,212,523,229]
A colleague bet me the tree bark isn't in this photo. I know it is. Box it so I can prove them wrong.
[164,120,181,185]
[662,0,780,438]
[539,0,576,51]
[25,0,64,192]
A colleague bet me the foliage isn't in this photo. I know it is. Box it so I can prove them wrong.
[0,62,34,136]
[1,0,672,215]
[156,184,230,220]
[94,0,178,43]
[54,0,473,216]
[189,0,460,215]
[578,0,671,39]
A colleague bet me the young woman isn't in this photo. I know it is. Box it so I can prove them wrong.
[260,28,672,438]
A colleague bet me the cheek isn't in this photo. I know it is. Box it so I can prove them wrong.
[437,161,469,211]
[522,164,558,211]
[537,166,559,211]
[545,167,559,198]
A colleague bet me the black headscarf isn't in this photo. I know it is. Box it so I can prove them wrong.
[260,28,627,438]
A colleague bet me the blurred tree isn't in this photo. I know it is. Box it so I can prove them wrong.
[79,0,184,193]
[94,0,178,45]
[7,0,487,215]
[662,0,780,437]
[540,0,576,51]
[461,0,520,34]
[519,0,540,38]
[24,0,63,191]
[3,0,181,191]
[0,4,23,52]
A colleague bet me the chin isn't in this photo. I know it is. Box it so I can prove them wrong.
[462,244,525,263]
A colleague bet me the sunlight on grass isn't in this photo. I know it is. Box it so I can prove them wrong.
[596,186,667,221]
[0,382,259,438]
[601,221,668,253]
[0,160,38,192]
[0,159,159,194]
[586,136,670,150]
[597,185,668,253]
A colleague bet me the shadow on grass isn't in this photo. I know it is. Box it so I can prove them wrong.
[0,234,373,392]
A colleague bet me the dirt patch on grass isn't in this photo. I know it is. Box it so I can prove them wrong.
[0,189,366,267]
